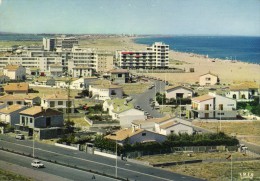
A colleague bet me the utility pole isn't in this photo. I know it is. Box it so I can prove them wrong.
[67,78,72,122]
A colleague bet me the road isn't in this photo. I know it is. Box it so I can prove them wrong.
[0,150,116,181]
[133,80,165,118]
[0,134,203,181]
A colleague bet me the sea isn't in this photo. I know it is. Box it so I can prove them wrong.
[134,36,260,64]
[0,34,259,64]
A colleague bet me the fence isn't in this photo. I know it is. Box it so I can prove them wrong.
[126,146,238,158]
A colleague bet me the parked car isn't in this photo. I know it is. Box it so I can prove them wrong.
[31,160,44,168]
[15,134,25,140]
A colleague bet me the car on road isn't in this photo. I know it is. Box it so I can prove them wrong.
[31,160,44,168]
[15,134,25,140]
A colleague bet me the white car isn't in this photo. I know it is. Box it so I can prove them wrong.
[31,160,44,168]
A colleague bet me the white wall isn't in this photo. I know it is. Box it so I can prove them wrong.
[166,87,193,99]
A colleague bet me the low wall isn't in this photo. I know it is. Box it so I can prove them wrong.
[94,150,116,159]
[55,143,79,150]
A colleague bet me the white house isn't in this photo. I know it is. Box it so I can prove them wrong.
[0,104,27,126]
[3,64,26,81]
[41,94,75,113]
[89,84,123,101]
[48,64,63,77]
[159,122,194,135]
[103,99,146,127]
[226,82,259,101]
[70,77,97,90]
[190,92,237,119]
[165,85,194,99]
[105,128,166,145]
[199,72,219,86]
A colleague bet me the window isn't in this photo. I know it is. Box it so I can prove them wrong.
[118,74,122,78]
[66,101,72,107]
[30,118,33,123]
[17,101,22,105]
[7,101,13,105]
[50,101,55,107]
[205,104,209,110]
[58,101,63,105]
[206,77,211,81]
[142,133,146,136]
[22,116,25,124]
[219,104,223,110]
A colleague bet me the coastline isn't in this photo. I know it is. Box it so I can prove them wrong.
[128,37,260,85]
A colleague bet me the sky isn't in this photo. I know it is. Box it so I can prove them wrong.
[0,0,259,36]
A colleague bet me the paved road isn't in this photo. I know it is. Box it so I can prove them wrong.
[0,135,203,181]
[133,80,165,118]
[0,150,117,181]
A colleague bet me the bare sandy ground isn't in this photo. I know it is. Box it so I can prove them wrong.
[80,37,260,85]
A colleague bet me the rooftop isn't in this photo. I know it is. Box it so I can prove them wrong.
[0,104,24,114]
[165,85,193,92]
[200,71,218,77]
[106,98,134,113]
[192,94,214,102]
[4,83,29,92]
[43,94,73,100]
[19,106,63,117]
[4,64,22,71]
[0,94,39,101]
[230,82,259,91]
[109,69,129,74]
[105,128,144,141]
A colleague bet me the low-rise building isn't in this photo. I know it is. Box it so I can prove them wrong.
[3,83,29,95]
[89,84,123,101]
[41,94,74,113]
[226,82,259,101]
[3,64,26,81]
[103,99,146,127]
[105,128,166,146]
[199,72,219,86]
[0,94,40,106]
[0,104,27,126]
[190,92,237,119]
[16,106,64,139]
[48,64,63,77]
[108,69,130,84]
[165,85,194,99]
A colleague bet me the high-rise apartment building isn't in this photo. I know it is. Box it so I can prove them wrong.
[116,42,169,69]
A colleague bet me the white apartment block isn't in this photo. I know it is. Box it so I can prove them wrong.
[116,42,169,69]
[68,46,98,77]
[0,56,62,76]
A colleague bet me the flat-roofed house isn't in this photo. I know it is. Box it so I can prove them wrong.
[165,85,194,99]
[3,83,29,95]
[226,82,259,101]
[105,128,166,146]
[89,84,123,101]
[108,69,130,84]
[199,72,219,86]
[190,92,236,119]
[3,64,26,81]
[41,94,75,113]
[0,104,27,126]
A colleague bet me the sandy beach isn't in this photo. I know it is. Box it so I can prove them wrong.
[80,36,260,85]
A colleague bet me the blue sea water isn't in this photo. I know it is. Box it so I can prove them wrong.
[134,36,260,64]
[0,34,52,41]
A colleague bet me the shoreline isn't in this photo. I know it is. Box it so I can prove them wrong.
[132,36,260,65]
[127,37,260,85]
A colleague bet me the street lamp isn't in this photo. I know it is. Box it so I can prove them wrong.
[115,139,118,178]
